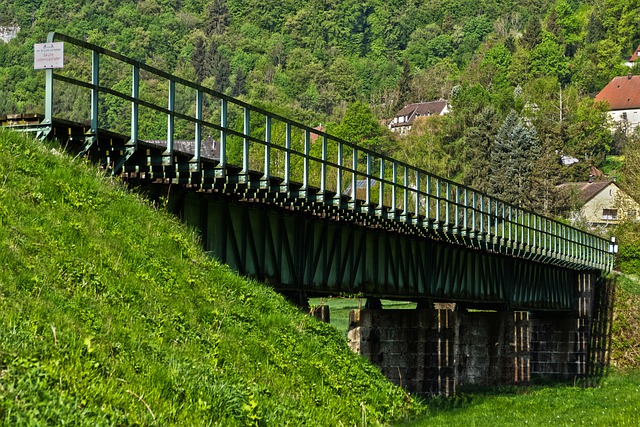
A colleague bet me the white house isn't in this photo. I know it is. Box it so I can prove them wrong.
[558,180,640,226]
[388,100,449,136]
[624,44,640,68]
[594,74,640,132]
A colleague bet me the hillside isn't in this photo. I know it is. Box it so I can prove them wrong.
[2,0,639,216]
[0,128,424,425]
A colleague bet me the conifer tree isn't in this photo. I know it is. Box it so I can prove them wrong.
[489,110,541,209]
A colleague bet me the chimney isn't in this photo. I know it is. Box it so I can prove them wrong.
[628,72,633,80]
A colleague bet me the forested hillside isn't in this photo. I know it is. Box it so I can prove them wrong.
[1,0,639,213]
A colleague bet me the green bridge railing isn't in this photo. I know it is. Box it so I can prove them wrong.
[38,32,614,273]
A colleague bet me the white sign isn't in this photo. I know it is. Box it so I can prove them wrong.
[34,42,64,69]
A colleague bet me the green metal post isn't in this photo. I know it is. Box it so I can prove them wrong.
[131,65,139,147]
[243,107,250,173]
[508,206,512,242]
[336,141,343,197]
[264,116,271,179]
[479,193,484,236]
[365,153,372,206]
[454,184,459,228]
[445,182,450,226]
[303,129,310,189]
[527,213,531,248]
[284,123,291,184]
[426,175,431,220]
[351,146,357,200]
[44,68,54,124]
[219,98,227,169]
[194,88,202,163]
[379,159,385,209]
[391,163,397,212]
[472,191,476,232]
[43,32,56,125]
[415,170,421,218]
[463,188,468,230]
[402,167,409,214]
[320,134,327,193]
[91,50,99,138]
[501,202,505,240]
[166,79,175,161]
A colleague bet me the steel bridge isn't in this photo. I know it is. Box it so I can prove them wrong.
[4,32,615,313]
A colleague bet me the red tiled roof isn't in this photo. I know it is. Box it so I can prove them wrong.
[629,44,640,63]
[594,75,640,110]
[309,125,325,144]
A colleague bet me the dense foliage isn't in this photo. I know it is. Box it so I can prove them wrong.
[0,129,423,425]
[0,0,638,209]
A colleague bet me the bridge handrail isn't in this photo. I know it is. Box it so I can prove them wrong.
[40,32,614,272]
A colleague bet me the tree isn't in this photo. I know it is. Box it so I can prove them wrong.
[394,59,412,112]
[621,128,640,203]
[520,16,542,49]
[192,36,208,83]
[397,115,455,178]
[205,0,230,36]
[489,110,541,209]
[332,101,394,155]
[461,105,500,193]
[530,36,569,83]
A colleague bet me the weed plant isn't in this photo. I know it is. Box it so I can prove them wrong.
[0,129,425,425]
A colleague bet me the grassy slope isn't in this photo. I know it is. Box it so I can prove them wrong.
[0,129,424,426]
[611,274,640,368]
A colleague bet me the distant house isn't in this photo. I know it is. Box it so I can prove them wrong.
[309,125,325,144]
[558,180,640,226]
[0,26,20,43]
[594,74,640,131]
[388,100,449,136]
[624,44,640,68]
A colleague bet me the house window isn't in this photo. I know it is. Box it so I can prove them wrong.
[602,209,618,220]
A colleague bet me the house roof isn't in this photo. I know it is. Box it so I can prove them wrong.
[594,75,640,110]
[391,100,448,127]
[309,125,325,144]
[558,180,612,204]
[629,44,640,63]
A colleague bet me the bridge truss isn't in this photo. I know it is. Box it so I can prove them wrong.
[2,32,615,311]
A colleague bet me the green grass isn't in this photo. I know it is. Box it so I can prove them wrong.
[309,298,416,335]
[403,370,640,426]
[0,129,425,425]
[600,155,624,178]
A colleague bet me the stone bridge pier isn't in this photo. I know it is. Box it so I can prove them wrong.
[347,272,610,395]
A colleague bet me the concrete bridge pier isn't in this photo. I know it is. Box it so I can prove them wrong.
[347,307,528,395]
[347,272,601,396]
